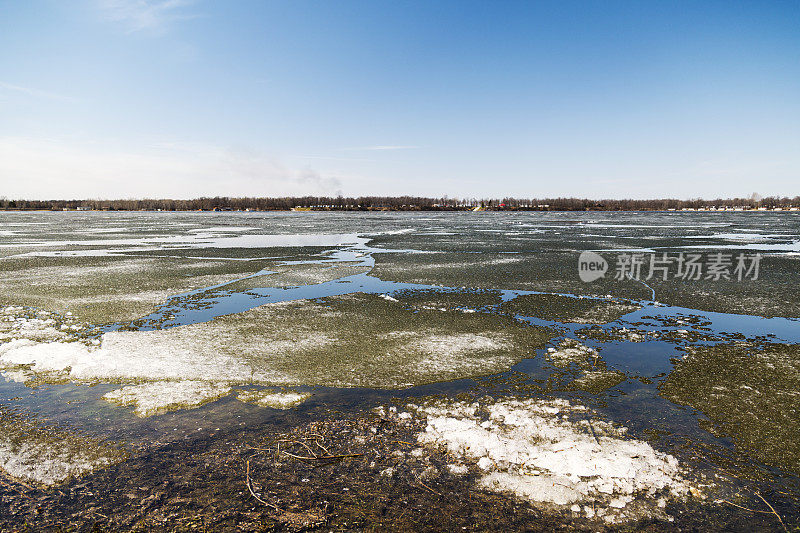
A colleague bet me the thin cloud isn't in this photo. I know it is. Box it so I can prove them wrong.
[214,147,343,196]
[296,155,379,163]
[0,81,76,102]
[98,0,200,34]
[341,145,419,151]
[0,137,346,199]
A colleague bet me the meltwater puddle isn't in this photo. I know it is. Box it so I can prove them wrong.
[122,272,429,330]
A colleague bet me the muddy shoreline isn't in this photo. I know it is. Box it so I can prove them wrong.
[0,401,796,532]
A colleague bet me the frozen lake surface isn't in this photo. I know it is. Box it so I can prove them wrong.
[0,210,799,529]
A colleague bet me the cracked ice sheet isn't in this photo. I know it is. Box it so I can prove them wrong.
[407,397,694,524]
[0,255,270,324]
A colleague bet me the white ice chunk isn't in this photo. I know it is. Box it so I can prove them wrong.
[102,380,231,417]
[414,397,691,521]
[237,389,311,409]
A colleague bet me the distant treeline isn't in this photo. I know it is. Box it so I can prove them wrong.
[1,195,799,211]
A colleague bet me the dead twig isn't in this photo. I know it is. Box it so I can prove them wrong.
[281,450,364,462]
[291,439,319,458]
[314,440,333,456]
[276,436,321,443]
[279,451,318,461]
[245,460,281,511]
[718,499,773,514]
[755,492,787,532]
[415,480,441,496]
[719,494,788,532]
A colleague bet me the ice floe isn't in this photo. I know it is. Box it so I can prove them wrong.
[102,381,232,417]
[237,389,312,409]
[405,397,693,523]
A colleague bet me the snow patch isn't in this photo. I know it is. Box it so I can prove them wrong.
[0,440,116,486]
[2,369,31,383]
[546,339,599,368]
[415,333,508,356]
[0,411,123,486]
[237,389,312,409]
[0,329,293,383]
[410,397,692,522]
[102,381,231,417]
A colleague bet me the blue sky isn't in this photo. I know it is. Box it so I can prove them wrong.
[1,0,798,200]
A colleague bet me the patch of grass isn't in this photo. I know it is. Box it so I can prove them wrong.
[392,288,504,311]
[660,342,800,474]
[371,251,651,300]
[1,294,557,390]
[544,339,627,394]
[570,370,627,394]
[501,293,638,323]
[220,293,557,388]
